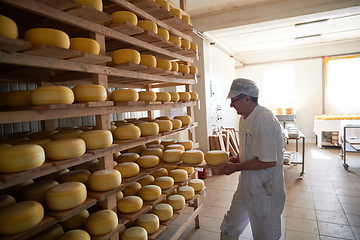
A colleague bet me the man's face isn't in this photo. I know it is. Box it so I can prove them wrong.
[230,95,246,115]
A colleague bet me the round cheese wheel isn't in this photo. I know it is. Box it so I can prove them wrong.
[29,131,57,139]
[79,130,112,149]
[169,119,182,130]
[168,92,179,102]
[137,175,155,186]
[156,120,173,132]
[188,179,205,191]
[112,49,141,65]
[46,182,87,211]
[0,15,18,39]
[5,90,33,107]
[112,89,139,101]
[85,210,118,235]
[181,150,204,164]
[161,139,177,148]
[140,54,157,67]
[72,85,106,102]
[122,181,141,196]
[0,195,15,209]
[0,144,45,173]
[177,185,195,200]
[166,195,185,210]
[181,39,191,49]
[89,169,122,191]
[178,65,190,74]
[170,62,179,71]
[116,191,124,201]
[138,90,157,101]
[178,140,193,150]
[174,115,192,125]
[157,59,171,71]
[117,196,143,213]
[149,168,167,180]
[182,15,191,25]
[136,213,159,234]
[189,66,198,74]
[113,124,141,140]
[155,0,170,10]
[190,42,198,52]
[166,144,185,151]
[45,138,86,160]
[60,209,89,230]
[57,229,90,240]
[70,38,100,54]
[128,144,146,153]
[117,153,140,163]
[169,169,188,182]
[155,116,170,121]
[152,203,173,221]
[74,0,103,11]
[111,11,138,25]
[15,138,52,148]
[138,122,159,136]
[31,86,74,105]
[21,180,59,203]
[115,162,140,178]
[169,36,181,47]
[137,20,158,34]
[176,166,194,174]
[170,8,182,18]
[138,185,162,201]
[121,226,147,240]
[28,223,63,240]
[154,176,174,189]
[157,27,169,40]
[137,155,159,168]
[51,129,83,140]
[142,147,163,158]
[162,149,183,163]
[147,144,164,151]
[24,28,70,48]
[205,150,229,165]
[190,91,199,100]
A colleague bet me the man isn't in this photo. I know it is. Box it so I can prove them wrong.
[218,78,286,240]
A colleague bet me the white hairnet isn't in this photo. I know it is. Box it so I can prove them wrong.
[226,78,259,99]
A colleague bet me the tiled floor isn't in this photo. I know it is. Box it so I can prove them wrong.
[158,143,360,240]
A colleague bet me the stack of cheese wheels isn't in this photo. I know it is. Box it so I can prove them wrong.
[112,49,141,65]
[156,59,172,71]
[190,42,198,52]
[151,203,173,221]
[138,185,162,201]
[111,11,138,25]
[29,223,63,240]
[115,162,140,178]
[166,144,185,151]
[113,124,141,140]
[169,36,181,47]
[178,65,190,74]
[24,28,70,48]
[205,150,229,165]
[135,213,159,234]
[128,144,146,153]
[177,185,195,200]
[178,140,193,150]
[161,139,177,148]
[45,138,86,160]
[137,174,155,186]
[0,144,45,173]
[170,62,179,72]
[122,182,141,196]
[121,227,147,240]
[169,92,180,101]
[166,194,185,210]
[72,85,106,102]
[116,152,140,163]
[140,54,157,67]
[169,169,188,182]
[170,119,182,129]
[138,90,157,101]
[178,92,191,101]
[5,90,33,107]
[0,201,44,235]
[142,147,163,158]
[153,176,174,189]
[174,115,192,126]
[88,169,122,191]
[56,229,90,240]
[0,195,15,209]
[156,120,173,132]
[181,150,204,164]
[46,182,87,211]
[70,38,100,54]
[162,149,183,163]
[137,122,159,136]
[189,66,198,75]
[79,130,112,149]
[137,155,160,168]
[188,179,205,192]
[117,196,143,213]
[151,167,168,179]
[60,209,89,230]
[156,92,171,102]
[0,15,18,39]
[190,91,199,100]
[137,20,158,34]
[181,39,191,49]
[51,129,83,140]
[157,28,169,40]
[112,89,139,101]
[31,86,74,105]
[74,0,103,11]
[21,180,59,204]
[85,210,118,235]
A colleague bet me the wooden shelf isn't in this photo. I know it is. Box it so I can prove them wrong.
[90,223,125,240]
[0,36,32,52]
[118,205,152,221]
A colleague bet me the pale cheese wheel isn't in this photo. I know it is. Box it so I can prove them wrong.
[5,90,33,107]
[24,28,70,48]
[137,175,155,186]
[156,59,171,71]
[72,85,106,102]
[142,148,163,159]
[190,91,199,100]
[85,210,118,235]
[112,49,141,65]
[15,138,52,148]
[169,36,181,46]
[155,116,171,120]
[46,182,87,211]
[122,181,142,196]
[178,65,190,74]
[151,203,173,221]
[176,166,194,174]
[111,11,138,25]
[0,15,18,39]
[138,91,157,101]
[162,149,183,163]
[181,150,204,164]
[136,213,159,234]
[156,120,173,132]
[74,0,103,11]
[28,223,63,240]
[161,139,177,148]
[190,42,198,52]
[138,185,162,201]
[178,140,193,150]
[112,89,139,101]
[177,185,195,200]
[188,179,205,192]
[169,92,180,101]
[80,130,113,149]
[117,152,140,163]
[170,62,179,72]
[121,226,147,240]
[168,169,188,182]
[156,92,171,102]
[157,27,169,40]
[70,38,100,54]
[174,115,192,125]
[137,155,160,168]
[0,144,45,173]
[137,20,158,34]
[166,144,185,151]
[60,210,89,231]
[128,144,146,153]
[0,201,44,235]
[138,122,159,136]
[154,176,174,189]
[181,39,191,49]
[89,169,122,191]
[170,8,182,18]
[0,195,16,209]
[117,196,143,213]
[51,129,83,140]
[166,194,185,210]
[56,229,90,240]
[205,150,229,165]
[115,162,140,178]
[45,138,86,160]
[31,86,74,105]
[170,119,182,129]
[189,66,198,74]
[21,180,59,203]
[113,124,141,140]
[150,167,168,179]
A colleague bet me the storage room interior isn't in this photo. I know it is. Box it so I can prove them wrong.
[0,0,360,240]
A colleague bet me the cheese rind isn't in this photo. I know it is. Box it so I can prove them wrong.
[45,138,86,160]
[113,124,141,140]
[112,89,139,101]
[142,147,163,159]
[89,169,122,191]
[85,210,118,235]
[166,195,185,210]
[137,155,160,168]
[177,140,193,150]
[174,115,192,125]
[79,130,113,149]
[0,15,18,39]
[170,119,182,129]
[72,85,106,102]
[177,185,195,200]
[137,175,155,186]
[24,28,70,48]
[135,213,160,234]
[56,229,90,240]
[138,185,162,201]
[138,91,157,101]
[115,162,140,178]
[21,180,59,203]
[122,182,141,196]
[70,38,100,54]
[205,150,229,165]
[157,28,169,40]
[169,36,181,47]
[150,167,168,179]
[168,169,188,182]
[5,90,33,107]
[188,179,205,191]
[111,11,138,25]
[112,49,141,65]
[137,20,158,34]
[156,120,173,132]
[178,92,191,101]
[0,195,16,209]
[73,0,103,11]
[162,149,183,163]
[181,150,204,164]
[117,196,143,213]
[31,86,74,105]
[153,176,174,189]
[157,60,172,71]
[151,203,173,221]
[137,122,159,136]
[116,153,140,163]
[121,226,147,240]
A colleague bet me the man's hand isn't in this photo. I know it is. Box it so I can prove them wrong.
[229,156,239,163]
[218,162,240,175]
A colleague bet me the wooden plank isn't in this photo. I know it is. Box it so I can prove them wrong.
[22,44,81,59]
[218,133,226,151]
[66,4,112,23]
[35,0,77,10]
[86,144,120,156]
[88,184,126,201]
[67,52,112,64]
[83,101,114,108]
[0,36,32,52]
[113,63,148,71]
[148,225,167,240]
[46,198,97,221]
[91,223,125,240]
[133,31,163,43]
[229,129,239,154]
[105,21,144,36]
[142,194,166,206]
[121,172,148,184]
[45,153,96,168]
[118,205,152,221]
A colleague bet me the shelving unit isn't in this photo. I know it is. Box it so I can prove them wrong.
[284,128,306,179]
[0,0,203,239]
[340,125,360,170]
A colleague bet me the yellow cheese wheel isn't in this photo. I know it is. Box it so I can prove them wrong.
[188,179,205,191]
[135,213,159,234]
[169,169,188,182]
[170,62,179,71]
[0,144,45,173]
[182,15,191,25]
[190,91,199,100]
[70,38,100,54]
[166,144,185,151]
[137,155,160,168]
[74,0,103,11]
[152,203,173,221]
[181,150,204,164]
[140,54,157,67]
[51,129,83,140]
[28,223,63,240]
[163,165,177,173]
[115,162,140,178]
[113,124,141,140]
[25,28,70,48]
[15,138,52,148]
[60,210,89,230]
[0,195,16,209]
[122,181,141,196]
[57,229,90,240]
[150,168,168,179]
[162,149,183,163]
[112,89,139,101]
[138,90,157,101]
[155,116,171,121]
[121,226,147,240]
[176,166,194,174]
[157,59,172,71]
[138,122,159,136]
[5,90,33,107]
[0,15,18,39]
[138,185,162,201]
[189,66,198,74]
[174,115,192,125]
[190,42,198,52]
[0,201,44,235]
[181,39,191,49]
[157,28,169,40]
[29,131,57,139]
[46,182,87,211]
[21,180,59,204]
[178,92,191,101]
[79,130,112,149]
[142,147,163,158]
[117,196,143,213]
[178,65,190,74]
[166,195,185,210]
[128,144,146,153]
[138,117,155,122]
[116,191,124,201]
[89,169,122,191]
[177,185,195,200]
[169,36,181,47]
[156,120,173,132]
[117,152,140,163]
[205,150,229,165]
[170,8,182,18]
[178,140,193,150]
[72,85,106,102]
[111,11,138,25]
[45,138,86,160]
[85,210,118,235]
[137,20,158,34]
[161,139,177,148]
[153,176,174,189]
[112,49,141,65]
[167,93,178,102]
[147,144,164,151]
[31,86,74,105]
[136,175,155,186]
[155,0,170,10]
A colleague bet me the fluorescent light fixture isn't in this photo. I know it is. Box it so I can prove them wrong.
[295,18,328,27]
[295,34,322,40]
[193,29,215,44]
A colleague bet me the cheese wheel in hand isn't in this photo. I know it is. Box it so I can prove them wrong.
[156,92,171,102]
[24,28,70,48]
[117,196,143,213]
[28,223,63,240]
[138,185,162,201]
[137,155,159,168]
[0,195,15,209]
[117,152,140,163]
[156,120,173,132]
[74,0,103,11]
[154,176,174,189]
[122,182,141,196]
[181,150,204,164]
[112,89,139,101]
[115,162,140,178]
[166,195,185,210]
[113,49,141,65]
[60,209,89,231]
[174,115,192,125]
[113,124,141,140]
[31,86,74,105]
[72,85,106,102]
[168,169,188,182]
[178,140,193,150]
[89,169,122,191]
[21,180,59,204]
[56,229,90,240]
[135,213,159,234]
[45,138,86,160]
[177,185,195,200]
[205,150,229,165]
[111,11,138,25]
[79,130,112,149]
[157,28,169,40]
[70,38,100,54]
[188,179,205,191]
[142,147,163,158]
[5,90,33,107]
[85,210,118,235]
[138,91,157,101]
[162,149,183,163]
[137,20,158,34]
[121,226,147,240]
[151,203,173,221]
[138,122,159,136]
[0,15,18,39]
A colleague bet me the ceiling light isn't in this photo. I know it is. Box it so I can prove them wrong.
[295,34,322,40]
[295,19,328,27]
